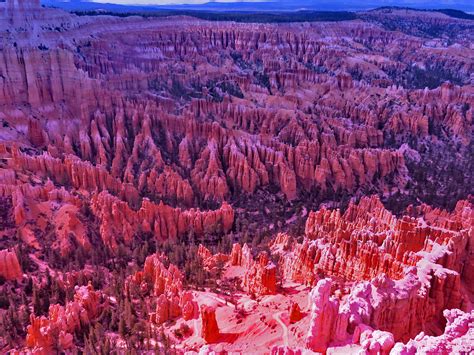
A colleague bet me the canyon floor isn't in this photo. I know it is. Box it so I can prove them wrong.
[0,1,473,354]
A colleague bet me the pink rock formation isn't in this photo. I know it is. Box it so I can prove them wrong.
[229,243,253,269]
[181,291,199,321]
[197,242,277,297]
[269,197,474,346]
[360,329,395,355]
[90,191,233,251]
[197,244,230,273]
[26,283,105,352]
[391,309,474,354]
[0,3,473,353]
[229,243,243,266]
[130,254,198,325]
[0,46,93,109]
[289,302,304,324]
[306,279,340,352]
[201,305,220,344]
[271,346,304,355]
[0,249,22,280]
[1,3,470,213]
[244,251,277,297]
[152,294,182,325]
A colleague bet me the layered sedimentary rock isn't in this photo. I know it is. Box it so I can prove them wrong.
[304,272,466,353]
[7,10,466,208]
[357,328,395,355]
[274,196,473,344]
[198,241,277,297]
[0,168,94,256]
[0,145,235,255]
[229,243,244,266]
[0,47,92,108]
[1,3,471,258]
[276,195,472,287]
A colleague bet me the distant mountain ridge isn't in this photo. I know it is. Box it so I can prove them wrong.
[42,0,474,24]
[372,7,474,19]
[42,0,474,13]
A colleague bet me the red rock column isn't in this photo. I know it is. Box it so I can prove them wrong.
[201,305,220,344]
[289,302,303,323]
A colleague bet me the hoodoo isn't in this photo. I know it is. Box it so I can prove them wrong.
[201,305,220,344]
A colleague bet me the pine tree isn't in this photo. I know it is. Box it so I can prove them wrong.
[32,284,41,316]
[124,298,135,332]
[25,276,33,294]
[100,337,111,355]
[119,316,127,337]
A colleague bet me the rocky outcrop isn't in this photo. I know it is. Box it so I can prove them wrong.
[197,244,229,274]
[229,243,243,266]
[91,191,234,251]
[229,243,253,269]
[391,309,474,354]
[305,269,464,353]
[273,196,473,286]
[181,291,198,321]
[196,241,277,297]
[0,170,94,256]
[358,328,395,355]
[289,302,304,324]
[130,254,198,324]
[53,205,90,257]
[2,2,472,208]
[152,294,182,325]
[0,249,22,280]
[306,279,341,353]
[300,255,467,346]
[10,148,140,208]
[146,167,194,206]
[201,305,220,344]
[26,283,105,352]
[271,346,305,355]
[0,47,93,109]
[244,251,277,297]
[272,197,474,345]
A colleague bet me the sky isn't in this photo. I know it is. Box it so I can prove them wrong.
[90,0,267,4]
[87,0,468,4]
[46,0,474,12]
